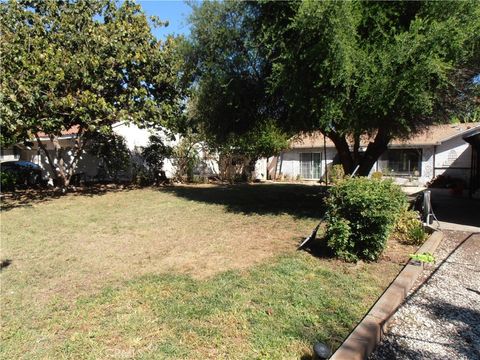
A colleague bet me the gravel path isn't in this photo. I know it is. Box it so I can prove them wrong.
[370,230,480,360]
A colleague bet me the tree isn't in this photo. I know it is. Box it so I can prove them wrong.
[187,1,479,176]
[0,0,186,186]
[186,1,289,168]
[86,131,130,182]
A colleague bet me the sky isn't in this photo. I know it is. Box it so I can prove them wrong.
[138,0,193,40]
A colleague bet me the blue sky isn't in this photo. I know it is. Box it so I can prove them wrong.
[138,0,193,40]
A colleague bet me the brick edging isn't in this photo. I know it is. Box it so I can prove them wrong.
[329,230,445,360]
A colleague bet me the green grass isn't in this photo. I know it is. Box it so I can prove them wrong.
[1,184,406,359]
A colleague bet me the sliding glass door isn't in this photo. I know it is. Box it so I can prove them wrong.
[300,153,322,179]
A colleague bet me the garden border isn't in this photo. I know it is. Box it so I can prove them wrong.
[329,230,444,360]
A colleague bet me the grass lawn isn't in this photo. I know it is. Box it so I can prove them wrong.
[1,184,414,359]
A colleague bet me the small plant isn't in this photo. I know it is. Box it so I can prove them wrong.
[394,208,427,245]
[371,171,383,180]
[328,164,345,184]
[410,252,435,264]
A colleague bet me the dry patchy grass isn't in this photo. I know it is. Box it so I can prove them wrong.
[1,184,413,359]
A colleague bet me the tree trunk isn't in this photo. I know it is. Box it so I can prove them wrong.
[35,133,58,184]
[36,131,85,188]
[50,135,68,187]
[246,157,258,182]
[357,128,391,176]
[327,131,354,174]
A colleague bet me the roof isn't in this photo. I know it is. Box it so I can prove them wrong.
[290,122,480,149]
[36,125,80,139]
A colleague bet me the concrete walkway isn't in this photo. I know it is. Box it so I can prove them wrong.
[370,230,480,359]
[429,189,480,232]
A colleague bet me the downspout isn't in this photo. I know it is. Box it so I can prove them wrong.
[433,145,436,179]
[324,134,328,186]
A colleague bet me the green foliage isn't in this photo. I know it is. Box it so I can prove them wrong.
[394,208,428,245]
[371,171,383,180]
[172,133,200,182]
[325,177,407,262]
[140,135,173,185]
[0,0,186,185]
[188,1,480,175]
[410,252,435,264]
[186,1,289,160]
[86,132,130,182]
[324,218,353,261]
[328,164,345,184]
[1,171,16,192]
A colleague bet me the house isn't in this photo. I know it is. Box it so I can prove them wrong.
[0,122,218,183]
[266,122,480,192]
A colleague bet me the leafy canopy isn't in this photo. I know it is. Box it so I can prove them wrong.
[187,0,480,175]
[0,0,186,146]
[186,0,288,160]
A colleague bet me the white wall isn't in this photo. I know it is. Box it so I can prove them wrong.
[0,147,20,162]
[21,139,100,181]
[112,122,180,178]
[434,136,472,184]
[275,138,472,186]
[276,148,337,180]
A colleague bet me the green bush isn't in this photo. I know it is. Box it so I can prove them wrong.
[328,164,345,184]
[1,172,16,192]
[394,208,427,245]
[325,177,407,262]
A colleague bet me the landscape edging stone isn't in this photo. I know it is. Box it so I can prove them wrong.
[329,230,444,360]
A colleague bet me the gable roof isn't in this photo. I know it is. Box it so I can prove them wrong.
[290,122,480,149]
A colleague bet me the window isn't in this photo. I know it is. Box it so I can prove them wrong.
[386,149,422,176]
[300,153,322,179]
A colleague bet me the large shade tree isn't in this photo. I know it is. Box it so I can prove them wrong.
[188,0,480,176]
[186,1,288,166]
[0,0,186,186]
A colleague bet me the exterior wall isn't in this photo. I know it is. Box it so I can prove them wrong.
[275,137,472,187]
[377,146,435,186]
[434,136,472,185]
[275,148,337,180]
[112,122,180,178]
[20,138,100,181]
[0,147,21,162]
[254,158,267,180]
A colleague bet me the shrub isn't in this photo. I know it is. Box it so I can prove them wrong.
[87,132,131,182]
[328,164,345,184]
[142,135,172,185]
[371,171,383,180]
[1,172,16,192]
[394,208,427,245]
[325,177,407,262]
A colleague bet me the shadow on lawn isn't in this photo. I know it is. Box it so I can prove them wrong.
[0,185,134,212]
[301,237,335,259]
[162,183,328,219]
[0,259,12,271]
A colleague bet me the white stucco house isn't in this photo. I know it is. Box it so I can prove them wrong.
[264,122,480,191]
[0,122,219,183]
[3,122,479,192]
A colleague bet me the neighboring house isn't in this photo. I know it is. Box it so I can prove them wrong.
[0,122,219,183]
[267,122,480,190]
[0,145,21,162]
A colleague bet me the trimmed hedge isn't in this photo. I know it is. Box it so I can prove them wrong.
[325,177,407,262]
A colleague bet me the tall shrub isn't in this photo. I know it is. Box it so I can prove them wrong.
[325,177,407,262]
